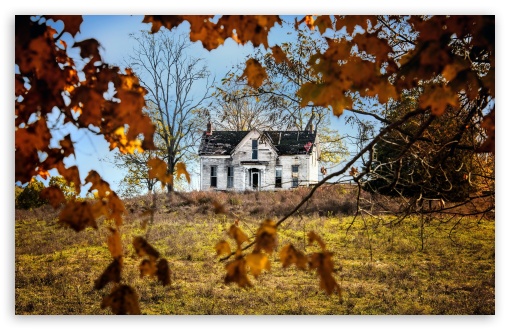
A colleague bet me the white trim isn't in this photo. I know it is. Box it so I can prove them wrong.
[200,155,231,159]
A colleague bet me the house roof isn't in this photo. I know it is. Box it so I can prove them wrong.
[198,130,316,156]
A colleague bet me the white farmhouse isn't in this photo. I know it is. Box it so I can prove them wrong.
[198,123,320,191]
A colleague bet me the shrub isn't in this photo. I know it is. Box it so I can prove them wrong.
[15,180,47,209]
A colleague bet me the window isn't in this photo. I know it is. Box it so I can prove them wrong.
[292,165,299,188]
[275,166,282,188]
[252,139,258,159]
[210,166,217,188]
[227,166,234,188]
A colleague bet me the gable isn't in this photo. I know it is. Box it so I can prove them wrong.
[198,131,249,155]
[264,131,316,155]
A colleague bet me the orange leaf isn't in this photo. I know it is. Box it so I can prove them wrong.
[307,231,326,251]
[225,257,252,288]
[419,84,459,116]
[253,219,278,253]
[309,251,341,296]
[215,240,231,256]
[175,162,190,184]
[279,244,308,270]
[148,158,173,186]
[271,46,290,65]
[245,252,270,278]
[58,200,98,232]
[241,58,267,89]
[228,224,249,248]
[107,227,123,259]
[139,259,157,277]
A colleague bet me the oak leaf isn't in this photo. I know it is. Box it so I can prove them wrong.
[132,236,160,261]
[279,244,308,270]
[245,252,270,278]
[101,285,141,315]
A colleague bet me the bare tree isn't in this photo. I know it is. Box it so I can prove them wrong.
[128,30,213,192]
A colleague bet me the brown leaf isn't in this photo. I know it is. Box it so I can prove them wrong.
[139,259,157,277]
[245,252,270,278]
[215,240,231,256]
[419,84,459,116]
[307,231,326,251]
[279,244,308,270]
[85,170,111,199]
[228,224,249,248]
[101,284,141,315]
[309,252,341,296]
[94,258,122,290]
[271,46,290,65]
[132,236,160,261]
[40,186,66,209]
[58,200,98,232]
[241,58,267,89]
[148,157,173,186]
[175,162,191,184]
[45,15,83,36]
[225,257,252,288]
[314,15,333,34]
[156,258,172,286]
[253,219,278,253]
[477,108,495,153]
[107,227,123,259]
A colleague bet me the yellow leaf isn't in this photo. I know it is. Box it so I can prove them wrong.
[253,219,278,253]
[228,224,249,248]
[215,240,231,256]
[245,252,270,278]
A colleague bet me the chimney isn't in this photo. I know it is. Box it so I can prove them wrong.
[206,121,212,136]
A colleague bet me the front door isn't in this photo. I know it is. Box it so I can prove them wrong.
[251,170,259,189]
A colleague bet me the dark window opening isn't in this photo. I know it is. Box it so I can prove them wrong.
[252,139,258,159]
[227,166,234,188]
[275,166,282,188]
[210,166,217,188]
[292,165,299,188]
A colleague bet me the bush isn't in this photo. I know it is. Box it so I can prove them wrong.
[15,180,47,209]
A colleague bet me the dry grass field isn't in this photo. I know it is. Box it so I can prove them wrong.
[15,187,495,315]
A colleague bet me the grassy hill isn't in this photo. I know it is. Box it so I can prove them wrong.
[15,187,495,314]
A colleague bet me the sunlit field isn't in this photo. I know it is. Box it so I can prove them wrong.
[15,189,494,315]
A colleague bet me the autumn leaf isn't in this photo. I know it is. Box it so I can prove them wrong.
[245,252,270,278]
[477,108,495,153]
[314,15,333,34]
[101,285,141,315]
[85,170,111,199]
[148,157,173,186]
[228,224,249,248]
[271,46,290,65]
[307,231,326,251]
[225,257,252,288]
[139,259,157,277]
[107,227,123,259]
[175,162,191,184]
[253,219,278,253]
[309,251,341,296]
[156,258,172,286]
[419,84,459,116]
[40,186,66,209]
[58,200,98,232]
[241,58,267,89]
[132,236,160,261]
[45,15,83,36]
[279,244,308,270]
[215,240,231,256]
[94,258,122,290]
